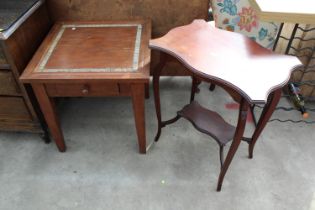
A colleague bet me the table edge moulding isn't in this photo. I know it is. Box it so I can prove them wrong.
[150,20,301,104]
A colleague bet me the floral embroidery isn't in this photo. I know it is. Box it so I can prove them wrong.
[223,18,229,24]
[225,25,235,31]
[231,16,240,25]
[237,7,258,32]
[212,0,279,49]
[258,28,268,41]
[221,18,236,31]
[217,0,238,16]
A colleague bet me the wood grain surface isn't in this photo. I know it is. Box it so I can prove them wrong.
[0,3,51,133]
[20,20,151,83]
[0,47,8,66]
[150,20,302,103]
[46,0,209,37]
[0,70,21,96]
[0,97,32,121]
[44,26,137,70]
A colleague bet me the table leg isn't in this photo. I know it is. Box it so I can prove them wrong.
[190,76,200,102]
[153,54,167,142]
[131,83,146,154]
[40,125,51,144]
[217,98,249,191]
[145,83,150,99]
[209,84,216,91]
[248,89,282,159]
[32,84,66,152]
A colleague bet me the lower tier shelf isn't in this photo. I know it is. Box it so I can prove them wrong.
[177,101,235,146]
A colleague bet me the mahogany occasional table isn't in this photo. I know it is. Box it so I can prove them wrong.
[20,20,151,154]
[149,20,301,191]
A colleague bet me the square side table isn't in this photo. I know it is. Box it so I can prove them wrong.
[20,20,151,153]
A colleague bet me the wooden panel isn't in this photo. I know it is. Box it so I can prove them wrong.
[0,3,51,133]
[0,47,10,70]
[1,3,52,129]
[5,4,52,75]
[0,47,8,65]
[0,97,32,121]
[45,83,120,97]
[0,120,41,133]
[150,51,192,76]
[118,83,131,96]
[0,70,21,96]
[47,0,209,37]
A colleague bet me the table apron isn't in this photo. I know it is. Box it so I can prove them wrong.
[45,82,133,97]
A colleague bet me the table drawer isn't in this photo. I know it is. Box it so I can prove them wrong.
[45,83,120,97]
[0,70,21,96]
[0,97,32,121]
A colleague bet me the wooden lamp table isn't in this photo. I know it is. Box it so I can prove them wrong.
[20,20,151,154]
[149,20,301,190]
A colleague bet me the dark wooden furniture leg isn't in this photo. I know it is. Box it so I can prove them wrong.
[131,83,146,154]
[248,89,282,159]
[153,53,167,142]
[209,84,216,91]
[190,76,199,102]
[145,83,150,99]
[153,54,181,142]
[40,125,51,144]
[31,84,66,152]
[217,98,249,191]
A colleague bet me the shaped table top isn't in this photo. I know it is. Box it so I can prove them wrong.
[149,20,301,104]
[249,0,315,24]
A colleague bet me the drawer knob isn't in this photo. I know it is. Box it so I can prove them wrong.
[82,85,89,95]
